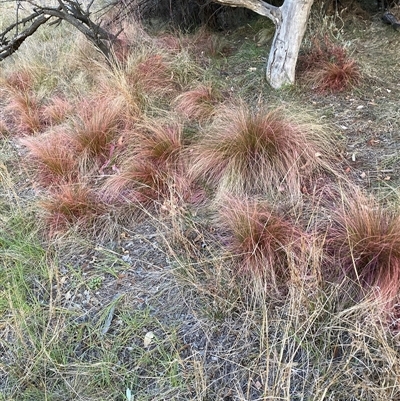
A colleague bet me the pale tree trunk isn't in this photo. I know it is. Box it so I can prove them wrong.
[213,0,314,89]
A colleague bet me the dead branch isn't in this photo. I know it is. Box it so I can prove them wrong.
[0,0,119,62]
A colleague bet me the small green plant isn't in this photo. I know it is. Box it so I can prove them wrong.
[87,275,104,290]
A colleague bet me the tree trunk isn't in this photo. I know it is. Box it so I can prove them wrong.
[213,0,314,89]
[266,1,314,89]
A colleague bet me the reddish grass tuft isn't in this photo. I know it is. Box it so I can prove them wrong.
[6,92,44,134]
[5,70,35,92]
[308,60,361,93]
[41,96,74,125]
[129,54,175,95]
[41,183,105,236]
[297,35,361,93]
[173,85,222,122]
[190,103,333,197]
[70,95,124,161]
[185,26,232,59]
[327,192,400,302]
[20,130,79,185]
[103,121,188,204]
[156,34,182,54]
[217,196,305,291]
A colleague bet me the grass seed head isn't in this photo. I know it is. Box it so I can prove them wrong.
[41,96,74,125]
[298,35,361,93]
[71,95,124,161]
[103,121,188,205]
[6,92,44,134]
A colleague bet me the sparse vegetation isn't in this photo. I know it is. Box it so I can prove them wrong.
[1,4,400,401]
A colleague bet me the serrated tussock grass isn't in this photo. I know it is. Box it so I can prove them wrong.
[110,51,177,109]
[41,95,74,125]
[20,129,79,185]
[5,91,44,134]
[40,182,105,236]
[2,11,400,401]
[103,120,189,205]
[298,35,361,93]
[327,190,400,303]
[216,195,307,293]
[173,84,223,122]
[70,94,125,162]
[100,52,174,117]
[191,102,336,198]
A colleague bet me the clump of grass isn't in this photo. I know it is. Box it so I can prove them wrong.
[216,195,306,292]
[127,53,175,95]
[4,69,36,92]
[191,102,334,198]
[327,191,400,303]
[103,121,188,205]
[187,26,231,59]
[70,95,124,161]
[101,51,175,117]
[20,129,79,185]
[40,182,105,236]
[41,95,74,125]
[173,84,222,122]
[156,33,182,54]
[297,35,361,93]
[5,91,44,134]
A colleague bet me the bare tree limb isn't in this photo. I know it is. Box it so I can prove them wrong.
[212,0,281,25]
[0,12,50,61]
[0,0,120,62]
